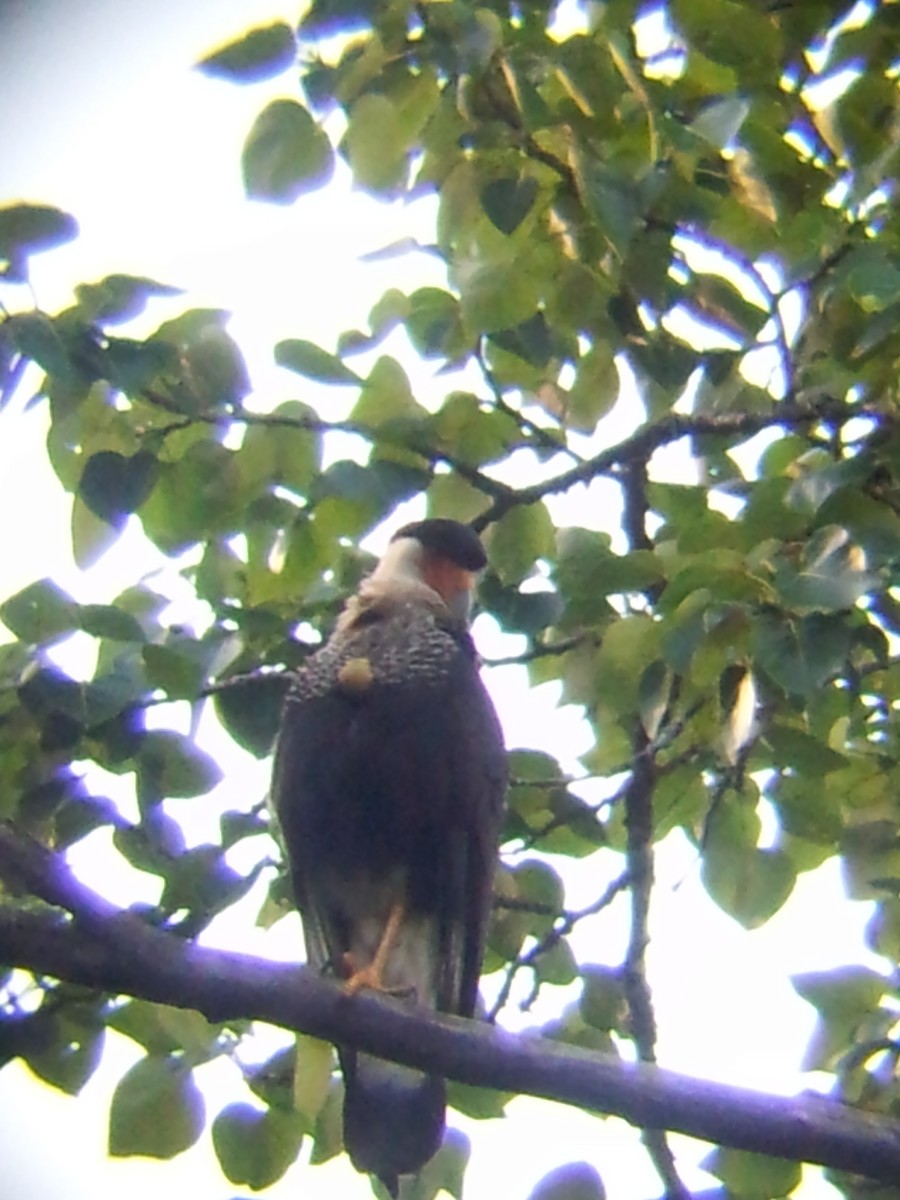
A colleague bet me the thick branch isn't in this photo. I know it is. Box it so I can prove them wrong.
[2,905,900,1184]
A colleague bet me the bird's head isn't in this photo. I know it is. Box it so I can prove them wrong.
[364,518,487,624]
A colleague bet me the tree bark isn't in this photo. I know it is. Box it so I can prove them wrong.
[1,903,899,1185]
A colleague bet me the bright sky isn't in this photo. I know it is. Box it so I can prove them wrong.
[0,4,882,1199]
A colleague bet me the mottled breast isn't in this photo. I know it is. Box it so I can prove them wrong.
[288,602,474,704]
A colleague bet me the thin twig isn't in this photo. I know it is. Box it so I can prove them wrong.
[474,341,583,464]
[486,872,631,1023]
[483,634,592,668]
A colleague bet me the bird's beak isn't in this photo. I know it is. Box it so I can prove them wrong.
[446,580,474,624]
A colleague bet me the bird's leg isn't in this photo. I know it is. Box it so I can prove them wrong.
[342,902,407,996]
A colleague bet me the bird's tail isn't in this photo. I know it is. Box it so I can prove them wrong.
[341,1050,445,1195]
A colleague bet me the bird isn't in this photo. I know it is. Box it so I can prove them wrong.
[271,517,507,1195]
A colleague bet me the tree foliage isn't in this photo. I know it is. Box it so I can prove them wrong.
[3,2,900,1197]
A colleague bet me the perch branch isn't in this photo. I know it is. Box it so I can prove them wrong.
[1,901,900,1184]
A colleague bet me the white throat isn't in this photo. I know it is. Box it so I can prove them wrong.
[365,537,434,598]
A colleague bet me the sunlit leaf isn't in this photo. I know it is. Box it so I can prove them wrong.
[197,22,296,82]
[275,338,362,384]
[108,1055,205,1158]
[704,1146,801,1197]
[212,1102,305,1190]
[136,730,223,803]
[242,99,334,203]
[0,202,78,275]
[1,579,78,644]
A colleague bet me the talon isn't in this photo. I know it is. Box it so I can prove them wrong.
[340,903,407,996]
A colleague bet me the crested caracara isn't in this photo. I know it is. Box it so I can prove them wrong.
[272,518,507,1194]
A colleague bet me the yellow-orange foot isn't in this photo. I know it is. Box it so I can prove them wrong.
[340,904,410,997]
[341,954,386,995]
[340,954,415,998]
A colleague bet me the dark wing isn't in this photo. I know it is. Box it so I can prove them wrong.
[434,633,506,1017]
[270,607,506,1189]
[271,614,506,1013]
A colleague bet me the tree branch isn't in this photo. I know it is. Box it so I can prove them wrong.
[623,732,689,1198]
[144,400,517,506]
[2,903,900,1184]
[471,400,842,530]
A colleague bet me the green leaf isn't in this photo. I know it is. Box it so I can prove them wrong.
[405,288,465,359]
[241,403,322,501]
[79,604,147,642]
[292,1035,334,1125]
[179,324,251,408]
[137,730,223,803]
[309,1077,344,1164]
[571,153,639,256]
[527,1161,606,1200]
[481,176,539,235]
[24,1007,105,1095]
[79,450,159,529]
[775,526,880,613]
[7,312,73,378]
[844,246,900,314]
[702,801,797,930]
[638,660,671,741]
[460,261,541,333]
[593,615,661,714]
[772,772,843,846]
[488,502,555,584]
[704,1146,801,1198]
[345,94,409,193]
[752,610,849,698]
[142,641,209,700]
[312,459,429,533]
[580,965,625,1033]
[555,528,662,627]
[161,844,252,916]
[242,99,335,203]
[490,312,554,369]
[1,579,78,644]
[536,938,578,986]
[764,723,848,777]
[108,1055,205,1158]
[212,1102,305,1190]
[245,1046,296,1109]
[275,337,361,384]
[0,202,78,274]
[430,392,517,466]
[109,1000,219,1057]
[197,22,296,82]
[352,355,425,428]
[512,859,565,923]
[652,763,710,840]
[689,96,750,150]
[446,1081,511,1119]
[75,274,182,324]
[215,674,289,758]
[138,441,241,554]
[403,1127,470,1200]
[792,965,887,1017]
[566,343,619,431]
